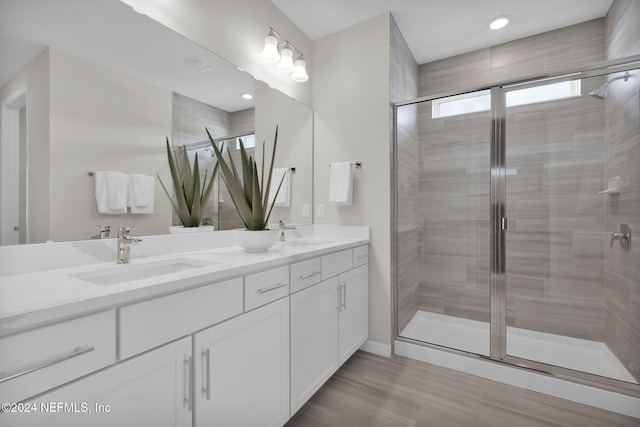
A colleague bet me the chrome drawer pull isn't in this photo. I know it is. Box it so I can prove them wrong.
[183,356,193,411]
[0,345,95,383]
[201,348,211,400]
[356,254,368,259]
[257,282,287,293]
[299,271,320,280]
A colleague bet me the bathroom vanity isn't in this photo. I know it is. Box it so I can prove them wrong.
[0,225,369,426]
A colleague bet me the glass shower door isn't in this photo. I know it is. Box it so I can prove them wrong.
[503,69,640,384]
[396,90,492,356]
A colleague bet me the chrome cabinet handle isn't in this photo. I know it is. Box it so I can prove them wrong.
[342,283,347,310]
[257,282,287,293]
[183,356,192,411]
[0,345,95,383]
[201,348,211,400]
[299,271,320,280]
[356,254,367,259]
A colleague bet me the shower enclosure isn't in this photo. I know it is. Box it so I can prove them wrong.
[394,59,640,394]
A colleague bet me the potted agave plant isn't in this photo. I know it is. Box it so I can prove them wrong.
[157,138,218,233]
[207,126,285,251]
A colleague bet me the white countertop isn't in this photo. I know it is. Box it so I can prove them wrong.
[0,225,369,336]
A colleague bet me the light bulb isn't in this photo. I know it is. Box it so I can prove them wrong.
[291,57,308,82]
[260,34,280,63]
[277,44,295,73]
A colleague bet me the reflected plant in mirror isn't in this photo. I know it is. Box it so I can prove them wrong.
[157,139,218,229]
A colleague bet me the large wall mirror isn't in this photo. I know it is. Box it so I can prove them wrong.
[0,0,313,245]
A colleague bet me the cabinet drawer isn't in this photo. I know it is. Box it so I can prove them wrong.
[290,258,321,293]
[353,245,369,267]
[119,278,243,359]
[245,266,289,311]
[0,310,116,404]
[321,249,352,280]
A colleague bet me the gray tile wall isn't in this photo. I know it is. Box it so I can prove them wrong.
[504,91,606,341]
[391,15,420,333]
[604,0,640,382]
[415,19,609,337]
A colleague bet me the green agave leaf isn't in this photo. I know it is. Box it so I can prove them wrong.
[264,170,286,228]
[239,139,253,207]
[200,161,219,214]
[250,162,264,230]
[206,128,253,228]
[163,139,191,224]
[182,146,195,210]
[262,126,279,214]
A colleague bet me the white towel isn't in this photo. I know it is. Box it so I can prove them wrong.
[128,173,155,214]
[329,162,353,205]
[268,168,290,207]
[94,171,129,214]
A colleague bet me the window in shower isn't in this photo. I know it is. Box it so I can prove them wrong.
[432,80,581,119]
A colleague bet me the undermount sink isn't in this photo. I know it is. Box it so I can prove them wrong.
[70,258,219,286]
[287,239,335,246]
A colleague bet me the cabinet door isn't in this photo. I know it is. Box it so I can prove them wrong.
[338,264,368,366]
[2,337,192,427]
[194,297,289,427]
[290,277,340,416]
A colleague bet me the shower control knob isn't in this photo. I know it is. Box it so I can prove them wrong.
[609,224,631,249]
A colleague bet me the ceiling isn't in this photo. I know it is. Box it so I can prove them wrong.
[0,0,255,112]
[271,0,614,64]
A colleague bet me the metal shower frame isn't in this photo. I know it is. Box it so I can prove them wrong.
[391,54,640,398]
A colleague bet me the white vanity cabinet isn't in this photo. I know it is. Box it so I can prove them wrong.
[338,264,369,365]
[290,246,369,416]
[194,296,290,427]
[3,337,192,427]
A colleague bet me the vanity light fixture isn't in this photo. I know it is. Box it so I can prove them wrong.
[489,15,511,30]
[260,27,308,82]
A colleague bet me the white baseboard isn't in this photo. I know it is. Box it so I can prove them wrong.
[359,340,392,358]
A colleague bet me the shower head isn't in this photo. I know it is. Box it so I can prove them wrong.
[589,83,608,99]
[588,71,630,99]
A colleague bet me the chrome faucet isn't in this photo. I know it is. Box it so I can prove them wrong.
[91,225,111,239]
[279,220,296,242]
[117,226,142,264]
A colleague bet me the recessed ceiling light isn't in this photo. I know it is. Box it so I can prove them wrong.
[241,93,253,100]
[489,15,510,30]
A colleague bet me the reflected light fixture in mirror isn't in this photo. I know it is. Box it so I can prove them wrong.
[260,27,308,82]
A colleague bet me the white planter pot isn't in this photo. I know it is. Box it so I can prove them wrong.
[233,228,280,252]
[169,225,215,234]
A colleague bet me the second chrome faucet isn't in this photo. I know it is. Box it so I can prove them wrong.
[117,226,142,264]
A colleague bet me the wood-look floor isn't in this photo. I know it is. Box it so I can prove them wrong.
[285,351,640,427]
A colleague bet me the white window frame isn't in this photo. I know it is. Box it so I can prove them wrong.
[431,79,582,119]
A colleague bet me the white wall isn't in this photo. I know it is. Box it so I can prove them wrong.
[121,0,313,108]
[0,48,50,243]
[48,48,173,242]
[313,14,392,347]
[255,81,313,225]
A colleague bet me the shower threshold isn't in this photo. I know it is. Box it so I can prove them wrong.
[400,310,637,384]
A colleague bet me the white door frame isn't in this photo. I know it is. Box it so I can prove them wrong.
[1,85,29,245]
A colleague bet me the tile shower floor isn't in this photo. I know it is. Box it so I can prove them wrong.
[401,310,637,384]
